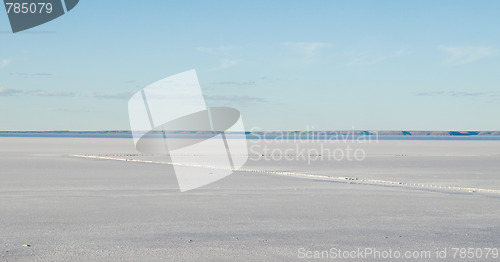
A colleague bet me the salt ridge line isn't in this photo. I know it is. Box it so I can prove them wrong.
[71,154,500,195]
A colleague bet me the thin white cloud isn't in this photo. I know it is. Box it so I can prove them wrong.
[415,91,446,96]
[196,45,238,54]
[0,87,22,96]
[48,107,100,113]
[211,81,255,86]
[416,90,497,97]
[450,91,489,97]
[198,45,240,71]
[26,90,75,97]
[281,42,332,58]
[439,46,499,65]
[1,59,12,68]
[11,72,53,77]
[347,48,407,66]
[210,59,238,71]
[88,92,134,99]
[205,95,265,105]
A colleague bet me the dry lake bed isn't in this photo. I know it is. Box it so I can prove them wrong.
[1,137,500,261]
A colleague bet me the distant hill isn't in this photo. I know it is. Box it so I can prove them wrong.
[1,130,500,137]
[371,131,500,136]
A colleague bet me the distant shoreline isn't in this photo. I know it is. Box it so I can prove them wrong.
[1,130,500,135]
[1,130,500,140]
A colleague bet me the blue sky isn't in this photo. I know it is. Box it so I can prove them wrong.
[1,0,499,131]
